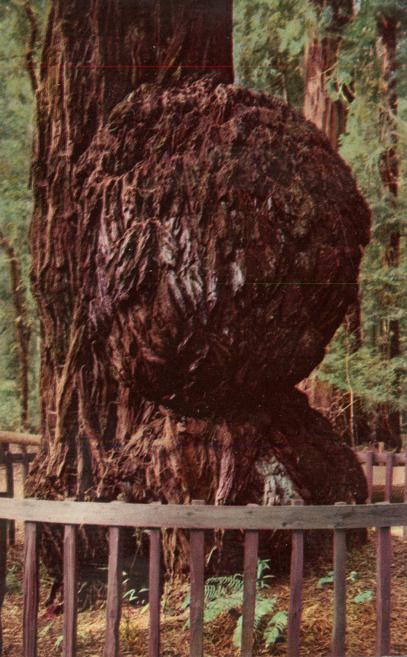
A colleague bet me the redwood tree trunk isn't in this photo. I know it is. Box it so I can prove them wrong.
[27,0,369,589]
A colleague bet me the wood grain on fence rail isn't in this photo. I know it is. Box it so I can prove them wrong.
[332,502,347,657]
[2,498,407,529]
[189,500,205,657]
[23,522,39,657]
[287,500,304,657]
[149,525,161,657]
[0,431,41,447]
[0,514,7,657]
[104,527,122,657]
[63,525,77,657]
[376,521,392,657]
[241,505,259,657]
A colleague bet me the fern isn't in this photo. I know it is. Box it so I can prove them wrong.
[264,610,289,647]
[204,574,244,601]
[233,596,277,647]
[205,592,243,624]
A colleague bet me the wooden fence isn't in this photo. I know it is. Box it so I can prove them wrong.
[355,450,407,504]
[0,431,39,545]
[0,497,406,657]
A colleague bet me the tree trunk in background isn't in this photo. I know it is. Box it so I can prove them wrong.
[0,229,31,430]
[303,0,353,150]
[27,0,369,594]
[302,0,371,446]
[375,13,401,449]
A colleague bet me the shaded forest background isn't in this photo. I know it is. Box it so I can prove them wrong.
[0,0,405,445]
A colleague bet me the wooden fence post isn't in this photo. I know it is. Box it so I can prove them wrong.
[63,524,77,657]
[241,504,259,657]
[104,527,122,657]
[189,499,205,657]
[23,522,40,657]
[332,502,347,657]
[287,499,304,657]
[376,503,392,657]
[0,505,7,657]
[149,503,161,657]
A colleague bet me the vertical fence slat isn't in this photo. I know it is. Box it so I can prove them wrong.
[240,505,259,657]
[149,523,161,657]
[23,522,39,657]
[189,499,205,657]
[366,450,374,504]
[384,452,393,503]
[104,527,122,657]
[63,525,77,657]
[332,503,347,657]
[0,513,7,657]
[287,499,304,657]
[376,509,392,657]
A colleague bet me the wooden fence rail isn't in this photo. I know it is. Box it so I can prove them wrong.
[0,497,405,657]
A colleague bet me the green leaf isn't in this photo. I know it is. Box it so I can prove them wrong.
[317,571,334,588]
[353,590,374,604]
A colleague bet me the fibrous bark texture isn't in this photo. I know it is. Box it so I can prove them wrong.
[76,79,369,414]
[28,0,369,583]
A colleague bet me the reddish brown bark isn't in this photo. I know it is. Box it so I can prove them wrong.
[0,230,31,430]
[303,0,353,149]
[27,0,369,588]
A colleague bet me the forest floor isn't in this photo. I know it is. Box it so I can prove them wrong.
[3,529,407,657]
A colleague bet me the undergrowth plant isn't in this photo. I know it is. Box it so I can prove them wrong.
[182,559,288,649]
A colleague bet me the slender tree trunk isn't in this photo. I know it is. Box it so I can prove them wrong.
[27,0,369,593]
[375,13,401,448]
[0,230,31,430]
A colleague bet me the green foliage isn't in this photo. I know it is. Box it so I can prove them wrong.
[234,0,317,109]
[0,1,43,430]
[353,589,374,604]
[183,560,287,650]
[317,571,334,588]
[317,0,407,423]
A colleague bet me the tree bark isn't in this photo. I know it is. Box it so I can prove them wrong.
[27,0,369,590]
[303,0,353,149]
[0,229,31,430]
